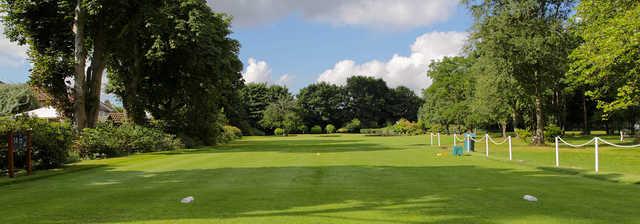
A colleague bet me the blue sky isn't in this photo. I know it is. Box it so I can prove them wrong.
[0,0,473,97]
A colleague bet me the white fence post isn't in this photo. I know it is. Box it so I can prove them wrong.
[453,133,457,147]
[485,134,489,157]
[466,135,470,152]
[430,133,434,146]
[555,136,559,167]
[595,137,599,173]
[437,133,441,146]
[508,136,512,161]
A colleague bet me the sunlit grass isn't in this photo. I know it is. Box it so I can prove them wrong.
[1,134,639,223]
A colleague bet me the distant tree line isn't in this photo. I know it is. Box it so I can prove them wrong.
[238,76,423,135]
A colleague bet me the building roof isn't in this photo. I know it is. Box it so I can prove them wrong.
[21,106,59,119]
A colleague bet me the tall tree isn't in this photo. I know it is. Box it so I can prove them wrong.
[240,83,292,131]
[297,82,348,128]
[345,76,391,128]
[387,86,423,122]
[420,56,475,133]
[0,84,39,116]
[466,0,576,144]
[569,0,640,117]
[260,97,302,135]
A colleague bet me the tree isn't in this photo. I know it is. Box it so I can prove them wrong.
[466,0,576,144]
[105,0,244,145]
[569,0,640,116]
[0,84,39,116]
[240,83,292,131]
[420,56,475,133]
[387,86,423,122]
[469,56,521,137]
[260,97,302,135]
[297,82,348,128]
[345,76,390,128]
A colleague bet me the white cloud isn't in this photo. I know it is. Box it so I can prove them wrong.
[209,0,458,29]
[0,26,28,68]
[317,31,468,93]
[242,58,294,86]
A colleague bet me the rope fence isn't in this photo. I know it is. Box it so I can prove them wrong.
[428,133,640,174]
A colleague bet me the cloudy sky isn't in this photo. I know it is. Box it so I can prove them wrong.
[0,0,472,94]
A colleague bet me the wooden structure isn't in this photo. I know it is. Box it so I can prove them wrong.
[5,131,33,178]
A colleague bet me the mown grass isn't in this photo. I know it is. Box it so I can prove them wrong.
[1,134,639,223]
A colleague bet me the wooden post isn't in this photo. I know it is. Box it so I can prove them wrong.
[555,136,559,167]
[27,132,33,175]
[437,133,441,146]
[508,136,512,161]
[7,133,14,178]
[595,137,599,173]
[485,134,489,157]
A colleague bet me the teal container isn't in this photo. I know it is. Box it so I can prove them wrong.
[452,146,464,156]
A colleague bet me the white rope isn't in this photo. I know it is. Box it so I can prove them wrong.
[597,137,640,148]
[488,136,508,145]
[557,137,595,148]
[470,137,484,143]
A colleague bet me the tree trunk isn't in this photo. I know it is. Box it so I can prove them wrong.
[500,121,507,138]
[582,91,590,135]
[85,28,107,128]
[533,89,545,145]
[124,44,147,124]
[73,0,88,130]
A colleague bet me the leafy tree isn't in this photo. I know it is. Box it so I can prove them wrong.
[466,0,576,144]
[387,86,423,122]
[569,0,640,116]
[240,83,292,131]
[420,56,475,133]
[0,83,39,116]
[345,76,390,128]
[297,82,348,128]
[260,97,302,135]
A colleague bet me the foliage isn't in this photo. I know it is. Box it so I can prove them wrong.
[388,86,423,121]
[240,83,293,132]
[219,125,243,143]
[337,127,349,133]
[310,125,323,134]
[420,56,475,132]
[297,82,348,128]
[393,119,421,135]
[466,0,577,144]
[345,76,390,128]
[260,97,303,135]
[569,0,640,115]
[325,124,336,134]
[274,128,285,136]
[544,124,563,142]
[360,127,397,136]
[342,119,362,133]
[75,122,183,158]
[0,84,40,116]
[515,128,532,144]
[0,117,74,170]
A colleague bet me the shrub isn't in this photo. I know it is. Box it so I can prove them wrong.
[297,125,308,134]
[337,127,349,133]
[393,118,421,135]
[325,124,336,134]
[219,125,242,143]
[310,125,323,134]
[515,128,532,143]
[76,122,183,158]
[544,124,563,142]
[274,128,285,136]
[0,117,74,170]
[343,119,361,133]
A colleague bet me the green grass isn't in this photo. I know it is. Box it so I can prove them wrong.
[1,134,640,223]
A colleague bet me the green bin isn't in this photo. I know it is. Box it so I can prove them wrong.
[452,146,464,156]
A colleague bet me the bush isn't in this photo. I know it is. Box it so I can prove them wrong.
[76,122,183,158]
[337,127,349,133]
[274,128,285,136]
[297,125,308,134]
[325,124,336,134]
[393,118,421,135]
[343,119,361,133]
[545,124,563,142]
[515,128,532,143]
[310,125,323,134]
[219,125,242,143]
[0,117,74,170]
